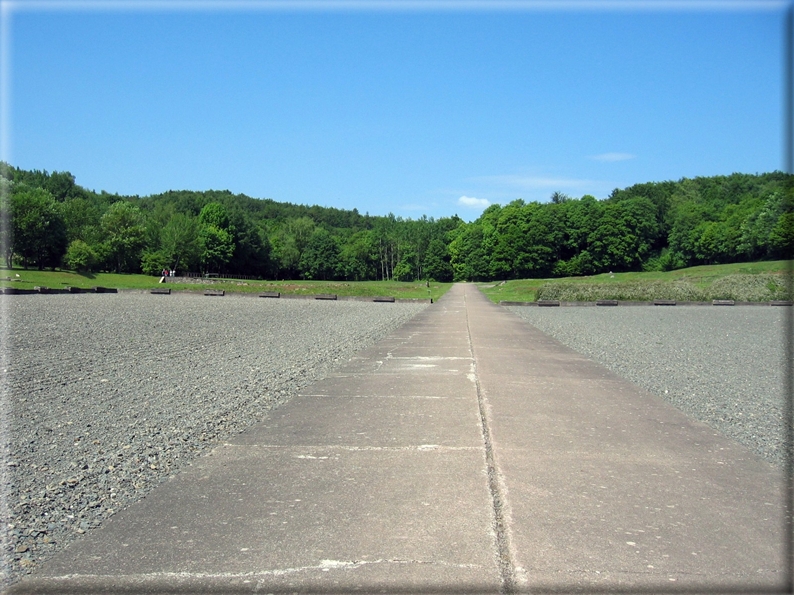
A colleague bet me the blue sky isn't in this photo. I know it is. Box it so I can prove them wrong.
[2,1,789,221]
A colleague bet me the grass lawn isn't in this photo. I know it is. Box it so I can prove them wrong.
[0,268,452,301]
[477,260,793,303]
[4,261,789,303]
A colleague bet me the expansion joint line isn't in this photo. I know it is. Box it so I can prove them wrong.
[463,289,516,594]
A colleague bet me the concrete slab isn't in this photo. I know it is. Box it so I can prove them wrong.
[305,371,477,400]
[11,286,502,594]
[230,394,482,448]
[500,451,784,584]
[32,446,496,578]
[462,284,788,593]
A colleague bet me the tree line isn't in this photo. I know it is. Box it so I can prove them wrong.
[1,163,791,282]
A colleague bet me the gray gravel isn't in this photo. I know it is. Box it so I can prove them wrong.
[0,293,426,587]
[507,305,790,469]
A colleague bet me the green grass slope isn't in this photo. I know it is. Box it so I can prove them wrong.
[478,260,792,303]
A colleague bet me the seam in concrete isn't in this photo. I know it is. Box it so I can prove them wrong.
[221,444,480,452]
[297,393,450,399]
[40,558,484,583]
[387,356,472,361]
[463,290,517,594]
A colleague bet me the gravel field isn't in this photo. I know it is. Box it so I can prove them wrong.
[507,305,790,469]
[1,293,427,587]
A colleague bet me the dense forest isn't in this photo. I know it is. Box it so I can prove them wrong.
[0,163,791,282]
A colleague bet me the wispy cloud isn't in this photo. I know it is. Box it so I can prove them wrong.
[458,195,490,208]
[589,152,636,162]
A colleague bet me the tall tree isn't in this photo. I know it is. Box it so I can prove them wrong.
[0,177,12,268]
[422,238,453,281]
[338,230,378,281]
[161,212,199,272]
[299,228,340,280]
[101,201,146,273]
[10,187,67,269]
[198,226,235,274]
[197,202,235,274]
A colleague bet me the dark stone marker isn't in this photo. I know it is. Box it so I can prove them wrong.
[537,300,560,307]
[372,296,395,302]
[259,292,281,298]
[314,294,338,300]
[204,289,225,296]
[596,300,618,306]
[712,299,735,306]
[771,300,793,306]
[93,287,117,293]
[3,287,35,295]
[653,299,676,306]
[65,286,84,293]
[150,288,171,295]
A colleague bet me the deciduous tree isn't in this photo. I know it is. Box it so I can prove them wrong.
[101,201,146,273]
[11,187,67,269]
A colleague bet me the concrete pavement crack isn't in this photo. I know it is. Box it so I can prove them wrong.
[463,289,517,594]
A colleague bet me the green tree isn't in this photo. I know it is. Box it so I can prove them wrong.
[488,203,520,280]
[554,195,601,266]
[768,183,794,259]
[101,201,146,273]
[338,230,378,281]
[60,197,103,245]
[769,212,794,258]
[198,201,232,230]
[738,193,784,260]
[140,249,171,276]
[270,228,301,278]
[199,225,234,274]
[393,245,418,281]
[289,217,317,264]
[299,228,340,280]
[0,177,12,268]
[373,215,400,280]
[10,187,67,269]
[588,216,634,270]
[44,171,80,202]
[160,213,199,272]
[516,203,559,277]
[269,217,316,278]
[422,238,453,281]
[448,223,490,281]
[225,210,271,277]
[667,201,707,267]
[63,239,98,272]
[198,202,235,274]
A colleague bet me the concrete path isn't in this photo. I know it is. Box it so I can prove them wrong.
[9,284,788,594]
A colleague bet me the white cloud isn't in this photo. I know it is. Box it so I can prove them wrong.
[458,195,491,208]
[589,152,636,162]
